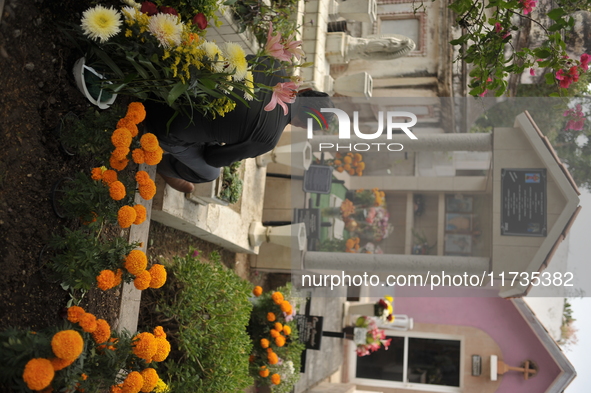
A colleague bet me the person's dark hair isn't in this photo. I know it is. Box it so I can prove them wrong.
[292,90,335,131]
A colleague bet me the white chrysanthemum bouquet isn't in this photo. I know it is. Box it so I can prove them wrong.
[76,2,306,119]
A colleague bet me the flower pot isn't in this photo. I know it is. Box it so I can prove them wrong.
[73,57,117,109]
[54,112,79,157]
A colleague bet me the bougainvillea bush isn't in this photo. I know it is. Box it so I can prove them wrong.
[248,283,304,393]
[142,249,254,392]
[0,306,171,393]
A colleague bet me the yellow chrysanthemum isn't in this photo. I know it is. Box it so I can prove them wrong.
[133,204,147,225]
[271,291,284,305]
[140,368,159,392]
[81,5,122,43]
[125,250,148,275]
[222,42,247,81]
[23,358,54,391]
[132,148,145,164]
[243,70,254,101]
[148,13,182,48]
[144,146,163,165]
[134,270,152,290]
[92,319,111,344]
[126,102,146,124]
[148,264,167,288]
[118,205,137,228]
[67,306,85,323]
[200,41,225,72]
[122,371,144,393]
[112,128,133,148]
[154,379,169,393]
[132,332,158,361]
[79,313,98,333]
[97,269,117,291]
[51,330,84,362]
[109,181,126,201]
[152,337,171,362]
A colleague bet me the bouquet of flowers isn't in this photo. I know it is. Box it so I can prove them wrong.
[75,2,304,118]
[374,296,394,322]
[352,316,392,357]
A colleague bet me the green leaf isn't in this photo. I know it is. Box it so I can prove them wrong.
[167,82,189,106]
[533,48,551,59]
[547,8,565,21]
[545,72,556,84]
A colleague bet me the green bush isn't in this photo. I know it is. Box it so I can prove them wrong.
[155,250,254,392]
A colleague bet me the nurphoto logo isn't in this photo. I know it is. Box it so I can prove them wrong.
[307,109,419,152]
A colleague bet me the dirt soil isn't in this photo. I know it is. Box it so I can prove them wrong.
[0,0,284,333]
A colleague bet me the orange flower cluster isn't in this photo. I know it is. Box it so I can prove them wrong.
[372,187,386,207]
[259,366,270,378]
[132,327,171,363]
[253,286,263,297]
[121,249,167,291]
[271,291,284,305]
[22,358,54,391]
[136,171,156,200]
[109,102,150,172]
[345,237,360,253]
[117,203,147,229]
[271,373,281,385]
[340,199,355,218]
[135,133,164,166]
[148,264,167,289]
[96,269,123,291]
[332,152,365,176]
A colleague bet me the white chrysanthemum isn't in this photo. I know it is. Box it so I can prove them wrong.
[81,5,122,43]
[200,41,225,72]
[121,0,141,9]
[148,13,182,49]
[121,6,138,21]
[243,70,254,101]
[222,42,248,81]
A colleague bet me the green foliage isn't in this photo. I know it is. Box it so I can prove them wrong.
[319,238,347,252]
[219,162,243,204]
[155,250,254,393]
[248,283,304,393]
[154,0,224,26]
[227,0,300,44]
[48,228,138,291]
[57,106,125,162]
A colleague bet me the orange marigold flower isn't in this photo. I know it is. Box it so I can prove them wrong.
[117,117,139,137]
[132,332,157,362]
[50,357,74,371]
[271,291,284,305]
[283,325,291,335]
[260,338,270,348]
[275,335,286,347]
[266,348,273,354]
[109,181,126,201]
[253,286,263,297]
[153,326,166,339]
[152,337,171,362]
[122,371,144,393]
[79,313,98,333]
[110,155,129,171]
[111,128,133,148]
[114,269,123,287]
[92,319,111,344]
[81,373,88,380]
[354,153,363,162]
[23,358,54,391]
[267,312,276,322]
[280,300,292,314]
[274,322,283,332]
[348,168,355,176]
[51,330,84,361]
[91,167,103,181]
[118,205,137,229]
[135,171,151,185]
[126,102,146,125]
[270,329,280,338]
[336,166,344,173]
[144,147,163,166]
[259,367,270,378]
[140,133,160,152]
[271,373,281,385]
[67,306,85,323]
[134,270,151,290]
[125,250,148,275]
[110,385,123,393]
[132,204,147,225]
[132,148,145,164]
[97,270,117,291]
[267,352,278,365]
[140,368,158,393]
[148,264,167,289]
[343,163,351,172]
[343,156,352,164]
[102,169,118,184]
[112,146,130,161]
[139,181,156,200]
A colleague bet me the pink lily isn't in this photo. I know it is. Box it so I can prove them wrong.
[283,34,305,60]
[265,24,291,62]
[264,81,299,115]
